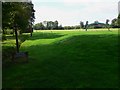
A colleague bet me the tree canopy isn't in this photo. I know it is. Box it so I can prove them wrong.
[2,1,35,33]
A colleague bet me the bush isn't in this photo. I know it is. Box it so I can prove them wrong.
[2,34,6,41]
[2,46,16,62]
[5,29,13,35]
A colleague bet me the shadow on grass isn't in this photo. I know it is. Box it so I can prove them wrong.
[28,32,65,40]
[3,34,119,88]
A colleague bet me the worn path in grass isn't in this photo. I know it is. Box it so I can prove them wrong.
[3,29,119,88]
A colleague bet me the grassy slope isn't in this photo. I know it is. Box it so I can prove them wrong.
[3,29,119,88]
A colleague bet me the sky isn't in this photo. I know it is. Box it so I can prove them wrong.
[32,0,120,26]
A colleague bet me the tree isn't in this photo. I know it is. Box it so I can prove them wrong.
[80,21,84,29]
[43,21,47,29]
[33,20,60,30]
[2,2,16,37]
[33,23,45,30]
[74,25,80,29]
[111,18,118,28]
[2,1,35,52]
[58,24,64,30]
[106,19,110,31]
[47,21,53,30]
[27,2,35,36]
[53,20,58,29]
[85,21,88,31]
[118,14,120,27]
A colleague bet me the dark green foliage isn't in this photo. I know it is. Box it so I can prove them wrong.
[2,34,6,41]
[33,20,59,30]
[2,46,15,63]
[58,24,64,30]
[80,21,84,29]
[2,2,35,33]
[111,18,118,28]
[2,1,35,53]
[33,23,45,30]
[64,26,75,29]
[85,21,88,31]
[111,18,120,28]
[117,14,120,27]
[106,19,110,30]
[4,29,13,35]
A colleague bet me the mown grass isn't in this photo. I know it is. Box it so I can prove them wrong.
[3,29,119,88]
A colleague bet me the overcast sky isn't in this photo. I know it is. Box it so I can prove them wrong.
[32,0,119,26]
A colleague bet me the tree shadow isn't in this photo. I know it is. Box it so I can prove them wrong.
[28,32,65,40]
[24,34,118,87]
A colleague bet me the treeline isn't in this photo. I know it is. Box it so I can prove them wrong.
[33,20,64,30]
[33,17,120,30]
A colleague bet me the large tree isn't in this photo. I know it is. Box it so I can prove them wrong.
[2,1,35,52]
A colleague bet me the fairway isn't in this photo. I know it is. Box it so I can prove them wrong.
[3,29,119,88]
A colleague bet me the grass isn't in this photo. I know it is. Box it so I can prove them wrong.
[2,34,29,65]
[3,29,119,88]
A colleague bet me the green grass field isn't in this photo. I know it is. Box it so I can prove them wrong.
[3,29,119,88]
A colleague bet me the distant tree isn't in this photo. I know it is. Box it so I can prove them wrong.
[34,21,59,30]
[53,20,58,29]
[58,24,64,30]
[80,21,84,29]
[111,18,118,28]
[64,26,73,30]
[47,21,54,30]
[94,21,99,24]
[33,23,45,30]
[74,25,80,29]
[43,21,47,29]
[106,19,110,31]
[85,21,88,31]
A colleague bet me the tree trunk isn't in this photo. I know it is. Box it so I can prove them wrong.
[30,27,33,37]
[30,32,32,37]
[14,26,19,53]
[3,29,5,34]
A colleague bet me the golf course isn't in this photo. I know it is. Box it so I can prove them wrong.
[3,29,119,88]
